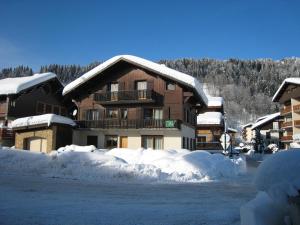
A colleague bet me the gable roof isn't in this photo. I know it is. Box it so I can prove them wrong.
[272,77,300,102]
[62,55,210,106]
[0,72,57,96]
[251,112,280,130]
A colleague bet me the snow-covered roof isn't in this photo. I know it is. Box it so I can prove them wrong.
[12,114,76,129]
[0,73,57,95]
[62,55,209,105]
[242,123,253,129]
[272,77,300,102]
[207,96,223,107]
[251,112,280,130]
[227,128,238,133]
[197,112,223,125]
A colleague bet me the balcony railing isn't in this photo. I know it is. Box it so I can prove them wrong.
[280,105,292,115]
[281,135,293,142]
[293,104,300,113]
[94,90,162,104]
[282,121,293,128]
[76,119,181,129]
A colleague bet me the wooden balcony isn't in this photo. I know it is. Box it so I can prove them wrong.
[76,119,182,129]
[280,105,292,115]
[293,104,300,113]
[281,121,293,128]
[281,135,293,142]
[294,120,300,127]
[94,90,163,105]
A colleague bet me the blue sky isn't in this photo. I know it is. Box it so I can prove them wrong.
[0,0,299,70]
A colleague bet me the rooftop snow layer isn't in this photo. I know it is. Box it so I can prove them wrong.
[12,114,76,128]
[251,112,280,130]
[272,77,300,102]
[197,112,223,125]
[207,96,223,107]
[242,123,253,129]
[62,55,209,105]
[0,73,57,95]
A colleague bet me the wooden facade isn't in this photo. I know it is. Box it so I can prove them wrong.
[65,60,203,150]
[0,77,74,146]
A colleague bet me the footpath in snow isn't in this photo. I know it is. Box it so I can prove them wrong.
[0,145,246,183]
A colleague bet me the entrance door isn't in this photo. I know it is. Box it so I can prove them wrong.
[26,137,47,152]
[120,136,128,148]
[87,135,98,147]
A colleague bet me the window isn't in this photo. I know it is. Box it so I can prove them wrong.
[53,106,60,115]
[273,122,279,130]
[45,104,52,113]
[107,109,118,118]
[105,135,118,149]
[166,81,175,90]
[197,136,206,143]
[120,108,128,119]
[109,83,119,101]
[142,136,163,150]
[136,81,147,99]
[144,108,163,120]
[37,102,45,114]
[182,137,185,148]
[190,139,193,150]
[86,109,100,120]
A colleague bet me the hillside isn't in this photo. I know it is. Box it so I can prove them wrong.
[1,58,300,128]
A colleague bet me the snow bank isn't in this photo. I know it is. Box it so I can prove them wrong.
[255,149,300,202]
[240,149,300,225]
[240,192,285,225]
[0,146,246,183]
[12,114,76,128]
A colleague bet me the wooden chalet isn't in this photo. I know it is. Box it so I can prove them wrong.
[0,73,75,146]
[63,55,210,150]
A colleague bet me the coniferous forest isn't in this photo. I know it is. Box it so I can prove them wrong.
[1,57,300,128]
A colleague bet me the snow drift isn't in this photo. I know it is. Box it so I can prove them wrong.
[241,149,300,225]
[0,146,245,183]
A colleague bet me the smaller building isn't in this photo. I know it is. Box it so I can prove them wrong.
[241,123,253,144]
[12,114,75,153]
[0,72,75,146]
[251,112,283,150]
[196,111,224,150]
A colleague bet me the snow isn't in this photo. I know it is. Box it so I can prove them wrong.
[207,96,223,107]
[240,149,300,225]
[197,111,223,125]
[0,171,256,225]
[254,149,300,200]
[11,114,76,128]
[240,191,285,225]
[62,55,210,106]
[228,127,238,133]
[272,77,300,102]
[251,112,280,130]
[0,146,246,183]
[242,123,252,129]
[0,72,57,95]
